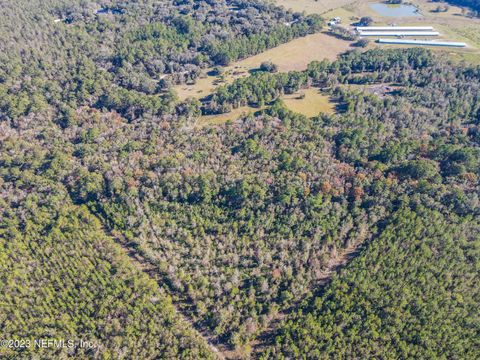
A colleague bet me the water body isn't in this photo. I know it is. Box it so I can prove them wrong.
[369,3,422,17]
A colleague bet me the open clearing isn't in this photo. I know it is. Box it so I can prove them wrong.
[174,74,233,101]
[282,89,335,117]
[199,106,263,126]
[197,88,335,126]
[236,32,351,70]
[174,32,352,101]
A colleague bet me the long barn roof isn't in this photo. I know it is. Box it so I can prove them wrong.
[356,26,435,31]
[359,31,440,36]
[377,39,467,47]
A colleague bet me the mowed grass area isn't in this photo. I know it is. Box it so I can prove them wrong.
[199,106,263,126]
[282,89,335,117]
[236,32,351,70]
[174,32,352,101]
[432,23,480,63]
[198,88,335,125]
[174,74,241,101]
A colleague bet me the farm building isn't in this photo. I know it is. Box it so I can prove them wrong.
[356,26,434,31]
[359,31,440,36]
[377,39,467,47]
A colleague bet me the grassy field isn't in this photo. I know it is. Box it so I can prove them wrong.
[238,32,351,70]
[174,32,352,101]
[282,89,335,117]
[198,106,263,126]
[175,74,239,101]
[197,88,335,126]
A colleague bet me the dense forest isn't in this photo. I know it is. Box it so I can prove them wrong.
[1,0,479,359]
[0,137,215,358]
[262,207,480,359]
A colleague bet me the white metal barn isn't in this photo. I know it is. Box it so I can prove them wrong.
[359,31,440,37]
[356,26,434,31]
[377,39,467,47]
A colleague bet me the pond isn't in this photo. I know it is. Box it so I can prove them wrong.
[369,3,422,17]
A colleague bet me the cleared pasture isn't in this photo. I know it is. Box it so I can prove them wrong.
[174,32,352,101]
[199,106,263,125]
[236,32,351,70]
[175,75,238,101]
[282,88,335,117]
[198,88,336,125]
